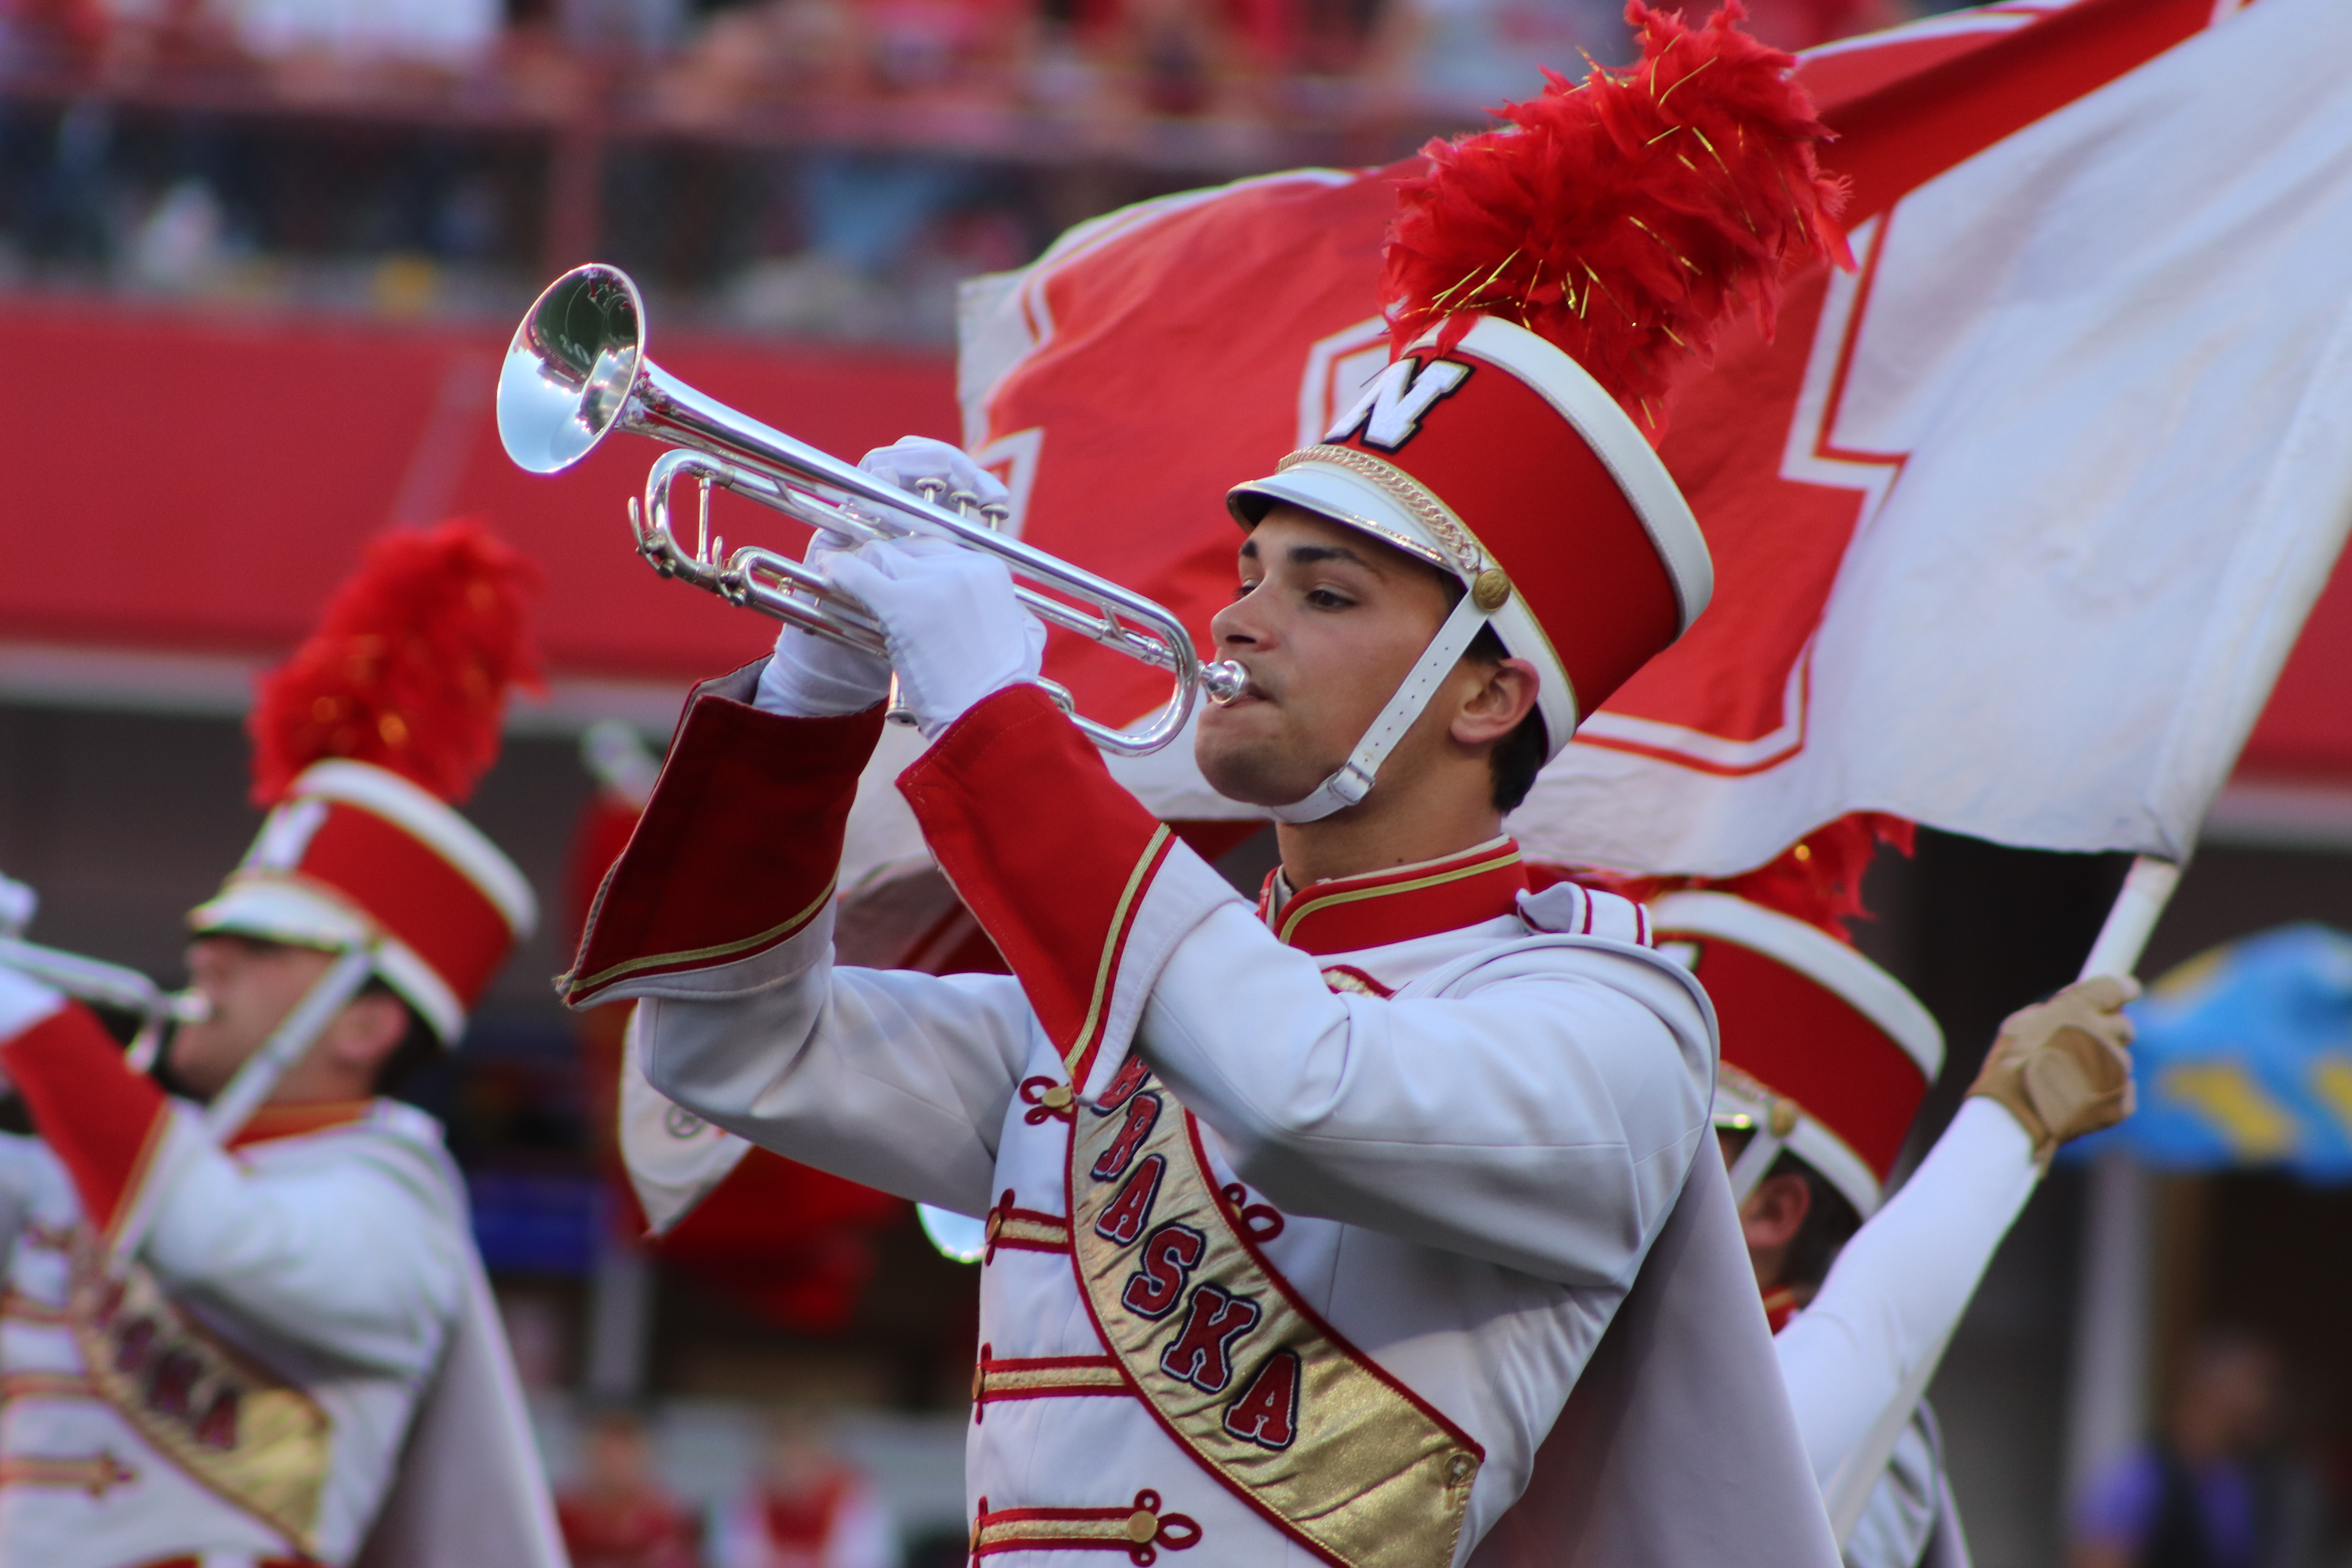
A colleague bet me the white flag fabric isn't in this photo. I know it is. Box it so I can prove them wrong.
[947,0,2352,878]
[1535,0,2352,873]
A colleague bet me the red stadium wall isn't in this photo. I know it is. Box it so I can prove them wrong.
[0,298,959,687]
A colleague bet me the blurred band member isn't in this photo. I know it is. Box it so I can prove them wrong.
[0,523,562,1568]
[1616,818,2135,1568]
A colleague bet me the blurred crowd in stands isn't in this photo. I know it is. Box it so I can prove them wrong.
[0,0,1929,338]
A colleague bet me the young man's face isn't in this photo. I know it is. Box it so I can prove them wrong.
[1195,505,1456,807]
[170,934,340,1097]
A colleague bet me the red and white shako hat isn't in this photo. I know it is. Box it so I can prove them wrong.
[1227,4,1847,821]
[1640,816,1940,1216]
[191,521,544,1043]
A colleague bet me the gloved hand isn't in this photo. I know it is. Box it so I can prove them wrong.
[1968,973,2139,1164]
[755,436,1013,717]
[857,435,1011,524]
[824,536,1046,739]
[753,529,893,717]
[0,964,64,1044]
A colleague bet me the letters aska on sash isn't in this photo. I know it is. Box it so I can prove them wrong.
[1067,1058,1482,1568]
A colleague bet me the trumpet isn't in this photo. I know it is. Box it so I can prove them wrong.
[497,264,1245,756]
[0,875,209,1073]
[0,938,209,1029]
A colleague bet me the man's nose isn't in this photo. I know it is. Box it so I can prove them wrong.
[1210,595,1267,648]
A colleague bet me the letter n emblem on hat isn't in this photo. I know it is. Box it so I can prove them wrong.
[1325,358,1472,451]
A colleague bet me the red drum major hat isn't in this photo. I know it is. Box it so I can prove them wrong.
[1633,816,1941,1216]
[1227,4,1847,820]
[191,521,544,1043]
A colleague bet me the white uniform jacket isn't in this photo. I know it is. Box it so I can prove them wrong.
[566,668,1839,1568]
[0,1002,566,1568]
[1776,1097,2040,1568]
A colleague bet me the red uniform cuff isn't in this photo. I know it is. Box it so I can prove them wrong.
[1,1001,170,1241]
[899,685,1177,1089]
[564,667,888,1006]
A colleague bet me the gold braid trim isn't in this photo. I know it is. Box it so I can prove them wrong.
[1278,446,1486,579]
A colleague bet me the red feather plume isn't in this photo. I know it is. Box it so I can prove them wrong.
[1381,0,1851,434]
[249,519,545,807]
[1583,812,1915,943]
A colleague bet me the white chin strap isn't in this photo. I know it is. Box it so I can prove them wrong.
[1724,1119,1788,1205]
[1266,591,1499,825]
[200,945,377,1144]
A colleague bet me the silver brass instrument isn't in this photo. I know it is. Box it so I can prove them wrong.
[497,264,1245,757]
[0,938,208,1028]
[0,875,208,1074]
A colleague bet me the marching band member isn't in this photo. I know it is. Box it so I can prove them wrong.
[564,10,1850,1564]
[0,522,565,1568]
[1621,820,2134,1568]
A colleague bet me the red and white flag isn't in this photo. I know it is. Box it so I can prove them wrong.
[956,0,2352,875]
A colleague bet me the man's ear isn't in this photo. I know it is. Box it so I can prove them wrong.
[1448,657,1542,748]
[327,990,412,1072]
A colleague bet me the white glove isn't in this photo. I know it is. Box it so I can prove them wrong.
[0,964,64,1044]
[753,530,893,717]
[857,435,1011,523]
[0,875,34,938]
[824,537,1046,739]
[753,436,1011,719]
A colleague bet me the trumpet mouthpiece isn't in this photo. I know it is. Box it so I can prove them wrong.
[1200,661,1250,706]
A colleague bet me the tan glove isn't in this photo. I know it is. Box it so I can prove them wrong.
[1968,973,2140,1165]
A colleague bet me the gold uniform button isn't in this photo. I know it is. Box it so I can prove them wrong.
[971,1364,986,1402]
[1470,568,1513,613]
[1126,1510,1159,1544]
[1042,1084,1075,1111]
[985,1210,1005,1242]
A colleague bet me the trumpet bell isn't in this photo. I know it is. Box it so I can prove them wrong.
[499,264,646,477]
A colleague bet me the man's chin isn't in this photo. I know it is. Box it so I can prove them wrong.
[1194,734,1332,811]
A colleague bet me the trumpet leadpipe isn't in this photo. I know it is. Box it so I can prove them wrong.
[0,937,209,1024]
[499,263,1243,756]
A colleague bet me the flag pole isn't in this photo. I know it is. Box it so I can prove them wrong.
[1822,854,2180,1542]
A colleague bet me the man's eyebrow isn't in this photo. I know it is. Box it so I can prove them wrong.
[1287,543,1373,568]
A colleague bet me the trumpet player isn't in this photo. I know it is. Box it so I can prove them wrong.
[0,522,563,1568]
[562,13,1852,1564]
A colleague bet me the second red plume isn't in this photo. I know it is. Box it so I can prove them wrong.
[248,519,545,808]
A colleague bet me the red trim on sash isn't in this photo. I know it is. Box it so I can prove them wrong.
[1269,842,1527,956]
[564,682,886,1005]
[900,685,1176,1093]
[0,1002,170,1242]
[1177,1115,1482,1463]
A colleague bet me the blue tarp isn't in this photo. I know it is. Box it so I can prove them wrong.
[2069,924,2352,1181]
[467,1171,604,1276]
